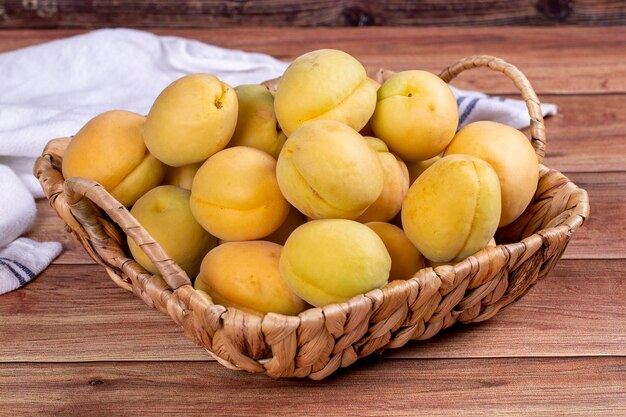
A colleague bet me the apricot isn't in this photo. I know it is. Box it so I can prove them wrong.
[274,49,377,136]
[144,74,238,167]
[162,162,202,190]
[280,219,391,307]
[444,121,539,227]
[402,155,501,263]
[276,120,384,219]
[228,84,287,158]
[426,238,497,268]
[217,205,306,246]
[62,110,165,207]
[195,241,307,316]
[370,70,458,162]
[190,146,289,241]
[406,156,441,185]
[365,222,425,281]
[355,136,410,223]
[128,185,217,278]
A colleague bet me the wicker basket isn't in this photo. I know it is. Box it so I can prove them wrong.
[34,55,589,380]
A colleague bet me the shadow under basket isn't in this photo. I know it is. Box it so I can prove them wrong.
[34,55,590,380]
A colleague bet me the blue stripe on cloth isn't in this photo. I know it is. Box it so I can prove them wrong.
[0,257,35,279]
[456,96,467,107]
[0,259,27,286]
[459,97,480,126]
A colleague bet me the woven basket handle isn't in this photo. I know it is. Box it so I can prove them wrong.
[63,177,192,291]
[438,55,547,164]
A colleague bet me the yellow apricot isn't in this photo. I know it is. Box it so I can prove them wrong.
[444,121,539,227]
[195,241,307,316]
[190,146,289,241]
[162,162,202,190]
[355,137,410,223]
[280,219,391,307]
[402,155,501,263]
[217,205,306,246]
[62,110,165,207]
[371,70,458,162]
[276,120,384,219]
[144,74,238,167]
[365,222,425,281]
[426,238,497,268]
[128,185,217,278]
[228,84,287,158]
[274,49,377,136]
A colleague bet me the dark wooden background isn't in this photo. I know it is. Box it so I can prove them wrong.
[0,0,625,29]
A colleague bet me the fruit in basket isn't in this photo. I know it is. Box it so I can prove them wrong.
[62,110,165,207]
[274,49,378,136]
[444,121,539,227]
[144,74,238,167]
[426,237,497,268]
[355,136,410,223]
[128,185,217,278]
[162,162,202,190]
[190,146,289,241]
[365,222,425,281]
[195,241,307,316]
[227,84,287,158]
[402,155,501,263]
[370,70,458,162]
[276,120,384,219]
[280,219,391,307]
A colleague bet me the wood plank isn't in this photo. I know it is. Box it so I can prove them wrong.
[0,358,624,416]
[560,172,626,260]
[1,27,625,94]
[0,259,623,362]
[1,0,625,29]
[27,170,624,263]
[541,94,626,173]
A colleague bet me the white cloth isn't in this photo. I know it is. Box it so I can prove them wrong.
[0,28,557,294]
[0,165,37,247]
[0,238,62,294]
[452,87,557,130]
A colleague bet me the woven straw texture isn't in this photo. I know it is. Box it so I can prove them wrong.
[34,55,589,380]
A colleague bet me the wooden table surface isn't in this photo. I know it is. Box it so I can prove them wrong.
[1,26,625,416]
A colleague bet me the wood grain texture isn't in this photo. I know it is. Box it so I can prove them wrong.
[1,0,625,29]
[0,25,622,412]
[542,95,626,173]
[0,259,623,362]
[557,172,626,260]
[0,27,625,94]
[0,358,624,417]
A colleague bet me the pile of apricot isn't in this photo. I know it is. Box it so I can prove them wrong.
[62,49,538,316]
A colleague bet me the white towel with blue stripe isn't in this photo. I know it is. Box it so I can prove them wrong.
[0,238,62,294]
[452,88,556,130]
[0,28,556,295]
[0,164,62,294]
